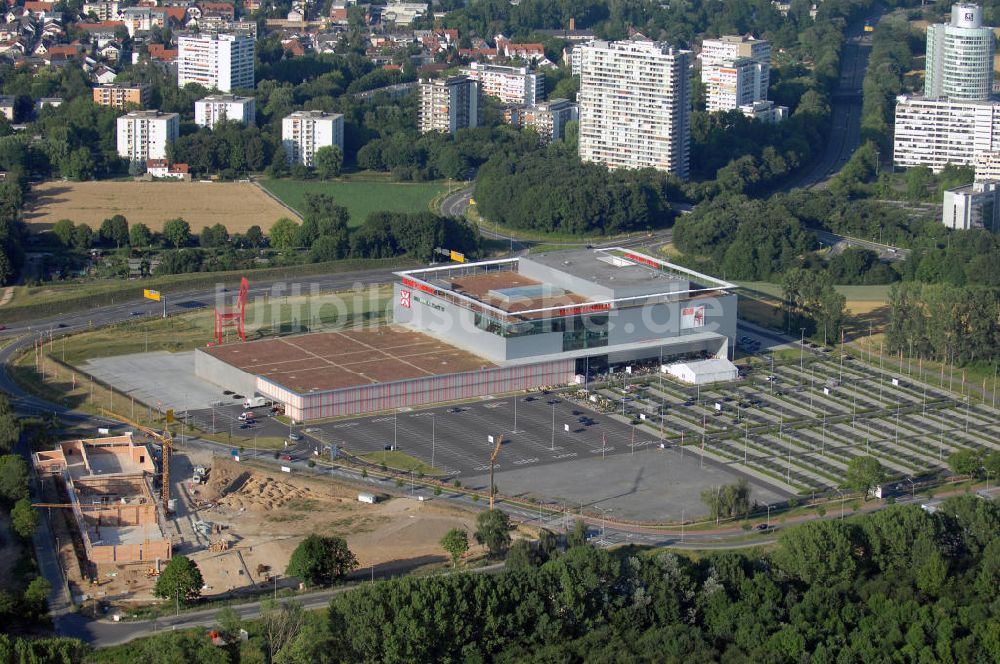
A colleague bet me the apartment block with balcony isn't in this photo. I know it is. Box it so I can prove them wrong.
[195,94,256,128]
[893,95,1000,172]
[701,35,771,113]
[418,76,481,134]
[462,62,544,106]
[92,83,150,109]
[282,110,344,167]
[577,38,691,177]
[177,32,255,92]
[116,110,179,162]
[516,98,578,143]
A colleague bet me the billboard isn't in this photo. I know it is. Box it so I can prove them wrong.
[143,289,161,302]
[681,305,705,329]
[399,289,411,309]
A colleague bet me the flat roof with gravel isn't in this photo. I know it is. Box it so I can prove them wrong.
[202,326,495,393]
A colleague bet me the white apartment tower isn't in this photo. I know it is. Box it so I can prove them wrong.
[418,76,481,134]
[925,3,994,101]
[701,35,771,113]
[893,95,1000,172]
[282,111,344,167]
[462,62,544,106]
[178,33,255,92]
[116,111,179,161]
[195,95,256,128]
[577,39,692,177]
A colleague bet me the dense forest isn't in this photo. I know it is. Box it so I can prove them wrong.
[14,496,997,663]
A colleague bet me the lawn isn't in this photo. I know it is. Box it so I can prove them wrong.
[360,450,445,476]
[260,178,453,228]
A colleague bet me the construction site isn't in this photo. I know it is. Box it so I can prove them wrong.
[33,431,483,605]
[33,435,172,571]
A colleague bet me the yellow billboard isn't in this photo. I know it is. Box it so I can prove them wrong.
[143,289,161,302]
[450,250,466,263]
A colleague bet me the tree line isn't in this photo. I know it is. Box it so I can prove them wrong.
[76,496,1000,663]
[885,282,1000,365]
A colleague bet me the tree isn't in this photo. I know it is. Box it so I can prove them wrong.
[129,222,152,248]
[71,223,93,250]
[99,214,129,247]
[843,455,885,498]
[51,218,75,246]
[21,577,50,618]
[10,498,37,539]
[285,534,357,588]
[701,479,752,521]
[269,217,300,250]
[474,509,511,557]
[243,225,265,248]
[566,518,588,548]
[314,145,343,179]
[259,599,306,662]
[0,455,28,504]
[774,519,860,585]
[199,223,229,248]
[309,233,348,262]
[948,449,983,477]
[154,554,204,603]
[162,218,191,248]
[440,528,469,567]
[0,394,19,453]
[504,539,538,572]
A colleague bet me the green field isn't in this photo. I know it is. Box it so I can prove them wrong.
[261,178,452,228]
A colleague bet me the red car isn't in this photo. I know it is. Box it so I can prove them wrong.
[280,454,293,461]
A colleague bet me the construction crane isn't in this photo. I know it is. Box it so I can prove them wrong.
[489,435,502,510]
[99,409,173,515]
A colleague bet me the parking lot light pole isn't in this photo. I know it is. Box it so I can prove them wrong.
[431,414,435,470]
[799,328,806,378]
[836,489,844,520]
[551,403,555,451]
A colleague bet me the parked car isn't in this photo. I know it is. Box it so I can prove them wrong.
[288,433,301,441]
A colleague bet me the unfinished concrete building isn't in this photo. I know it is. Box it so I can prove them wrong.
[34,434,172,565]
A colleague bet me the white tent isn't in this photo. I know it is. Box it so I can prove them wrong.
[663,358,739,385]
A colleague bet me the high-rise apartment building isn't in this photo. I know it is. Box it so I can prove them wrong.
[92,83,150,109]
[282,110,344,167]
[893,95,1000,172]
[195,94,256,128]
[577,39,691,177]
[701,35,770,113]
[177,33,255,92]
[925,3,994,101]
[942,181,1000,230]
[418,76,481,134]
[116,110,179,161]
[462,62,544,106]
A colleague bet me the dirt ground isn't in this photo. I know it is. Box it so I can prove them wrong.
[23,181,297,232]
[89,458,482,603]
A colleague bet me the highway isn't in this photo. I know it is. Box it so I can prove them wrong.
[783,12,872,191]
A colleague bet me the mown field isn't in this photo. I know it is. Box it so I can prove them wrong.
[23,181,295,231]
[260,178,451,228]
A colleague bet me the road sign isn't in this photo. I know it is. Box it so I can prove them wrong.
[143,289,161,302]
[165,409,174,424]
[449,250,465,263]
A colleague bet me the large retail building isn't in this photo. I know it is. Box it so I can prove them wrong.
[195,249,737,421]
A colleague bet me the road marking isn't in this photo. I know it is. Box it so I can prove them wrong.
[512,458,538,465]
[590,447,616,454]
[332,422,358,428]
[370,417,394,423]
[552,452,577,460]
[408,412,436,418]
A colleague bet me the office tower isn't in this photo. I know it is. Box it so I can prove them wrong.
[925,3,994,101]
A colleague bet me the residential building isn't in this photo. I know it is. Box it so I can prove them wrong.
[116,110,179,161]
[177,32,254,92]
[194,94,255,128]
[82,0,120,21]
[281,110,344,167]
[925,3,994,101]
[942,181,1000,230]
[975,149,1000,180]
[701,35,770,112]
[739,99,788,123]
[92,82,149,109]
[146,159,190,180]
[417,75,480,134]
[462,62,544,106]
[893,95,1000,172]
[517,98,577,143]
[577,38,692,177]
[0,95,14,120]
